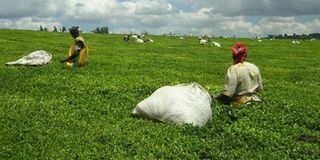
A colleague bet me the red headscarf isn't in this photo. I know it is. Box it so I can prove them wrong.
[232,42,247,64]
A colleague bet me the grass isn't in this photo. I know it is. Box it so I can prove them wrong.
[0,29,319,159]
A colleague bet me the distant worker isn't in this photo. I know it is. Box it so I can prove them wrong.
[215,42,263,105]
[123,35,131,42]
[61,26,88,68]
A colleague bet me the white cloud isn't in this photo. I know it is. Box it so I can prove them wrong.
[0,0,319,37]
[217,18,262,37]
[63,0,117,22]
[0,17,62,31]
[0,20,14,28]
[133,0,177,15]
[0,0,41,18]
[176,0,320,16]
[0,0,67,18]
[257,17,319,35]
[307,19,320,33]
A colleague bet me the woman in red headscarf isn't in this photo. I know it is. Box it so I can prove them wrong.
[215,43,263,105]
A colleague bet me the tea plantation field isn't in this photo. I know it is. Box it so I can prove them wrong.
[0,29,319,159]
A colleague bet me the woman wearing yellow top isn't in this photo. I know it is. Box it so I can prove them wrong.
[61,26,88,68]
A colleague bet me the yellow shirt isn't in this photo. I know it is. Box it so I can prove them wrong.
[66,36,88,67]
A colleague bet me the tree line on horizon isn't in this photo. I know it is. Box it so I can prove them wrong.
[267,33,320,39]
[39,25,109,34]
[37,25,320,39]
[39,25,66,32]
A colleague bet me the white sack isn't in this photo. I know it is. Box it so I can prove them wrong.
[6,50,52,66]
[136,38,144,43]
[132,83,212,127]
[199,39,207,45]
[212,42,221,47]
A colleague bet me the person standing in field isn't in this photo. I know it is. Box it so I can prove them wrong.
[61,26,88,68]
[215,42,263,105]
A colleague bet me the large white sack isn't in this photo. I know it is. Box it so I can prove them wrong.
[136,38,144,43]
[6,50,52,66]
[199,39,207,45]
[212,41,221,47]
[132,83,212,127]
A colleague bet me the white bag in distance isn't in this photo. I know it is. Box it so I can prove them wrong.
[132,83,212,127]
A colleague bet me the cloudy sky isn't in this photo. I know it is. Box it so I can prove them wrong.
[0,0,320,37]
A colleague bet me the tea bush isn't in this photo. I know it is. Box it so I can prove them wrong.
[0,30,319,159]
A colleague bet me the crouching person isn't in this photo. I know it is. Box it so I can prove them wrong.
[123,35,131,42]
[61,26,88,68]
[216,42,263,106]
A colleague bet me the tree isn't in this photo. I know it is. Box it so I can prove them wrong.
[62,26,66,32]
[99,25,109,34]
[92,27,100,33]
[40,25,43,31]
[92,25,109,34]
[309,33,320,39]
[53,26,58,32]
